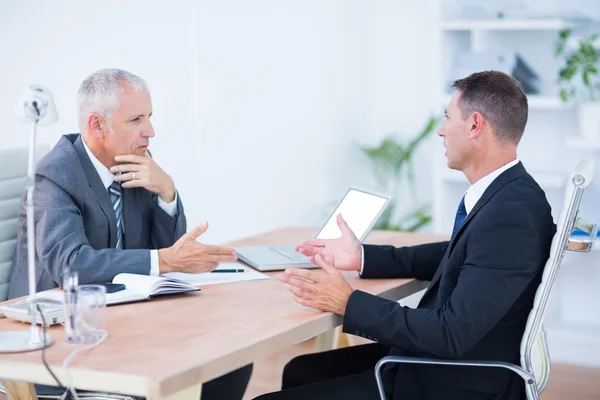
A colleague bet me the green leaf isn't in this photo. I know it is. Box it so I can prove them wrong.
[359,115,440,232]
[581,42,596,58]
[571,53,584,65]
[396,204,432,232]
[560,88,570,102]
[555,29,571,56]
[559,67,577,80]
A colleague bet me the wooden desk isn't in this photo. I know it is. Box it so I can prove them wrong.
[0,228,445,400]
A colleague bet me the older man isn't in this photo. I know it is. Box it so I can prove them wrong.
[8,68,252,400]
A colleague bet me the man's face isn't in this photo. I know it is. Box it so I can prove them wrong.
[103,89,154,159]
[437,92,471,170]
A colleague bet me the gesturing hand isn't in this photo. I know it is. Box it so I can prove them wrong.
[295,214,362,272]
[277,254,354,315]
[158,222,238,274]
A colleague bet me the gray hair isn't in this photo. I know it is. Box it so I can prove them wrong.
[77,68,148,135]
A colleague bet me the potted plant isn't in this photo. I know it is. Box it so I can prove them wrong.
[555,29,600,139]
[358,116,440,231]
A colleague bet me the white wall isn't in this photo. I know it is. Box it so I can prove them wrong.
[192,0,370,243]
[0,0,368,244]
[364,1,441,225]
[0,0,439,243]
[0,0,203,241]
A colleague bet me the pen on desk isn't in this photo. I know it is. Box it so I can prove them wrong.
[211,268,245,273]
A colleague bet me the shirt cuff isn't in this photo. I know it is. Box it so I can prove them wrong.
[150,250,160,276]
[359,244,365,276]
[158,191,178,217]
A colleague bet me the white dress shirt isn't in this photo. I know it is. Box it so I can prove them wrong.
[463,159,519,214]
[359,159,520,274]
[82,138,178,276]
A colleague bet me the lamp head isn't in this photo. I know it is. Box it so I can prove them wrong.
[14,84,58,125]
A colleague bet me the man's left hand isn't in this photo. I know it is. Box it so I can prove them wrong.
[111,154,176,203]
[277,254,354,315]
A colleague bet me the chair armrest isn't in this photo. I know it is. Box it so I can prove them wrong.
[567,217,598,252]
[374,356,536,400]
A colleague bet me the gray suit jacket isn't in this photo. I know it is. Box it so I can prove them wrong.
[8,134,187,299]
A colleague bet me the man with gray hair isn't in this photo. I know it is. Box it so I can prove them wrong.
[8,68,252,400]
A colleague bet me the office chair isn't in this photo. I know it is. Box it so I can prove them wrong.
[374,159,597,400]
[0,146,135,400]
[0,145,50,302]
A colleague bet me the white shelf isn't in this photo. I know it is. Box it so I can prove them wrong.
[441,18,582,31]
[565,136,600,150]
[441,170,565,189]
[441,95,571,110]
[528,96,573,110]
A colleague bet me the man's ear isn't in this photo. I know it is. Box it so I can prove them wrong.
[468,112,485,139]
[87,114,106,139]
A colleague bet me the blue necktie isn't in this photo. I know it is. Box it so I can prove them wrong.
[451,197,467,240]
[108,181,123,249]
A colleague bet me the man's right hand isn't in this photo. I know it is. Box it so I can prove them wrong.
[295,214,362,272]
[158,222,237,274]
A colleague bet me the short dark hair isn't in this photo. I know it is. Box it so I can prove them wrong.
[452,71,528,144]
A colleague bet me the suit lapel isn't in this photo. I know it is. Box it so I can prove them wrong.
[73,135,118,248]
[422,162,527,298]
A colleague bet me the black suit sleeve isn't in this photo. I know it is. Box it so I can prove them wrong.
[361,241,448,281]
[344,204,544,358]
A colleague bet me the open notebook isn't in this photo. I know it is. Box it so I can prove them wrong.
[18,273,200,307]
[0,266,268,321]
[107,273,200,305]
[0,274,199,325]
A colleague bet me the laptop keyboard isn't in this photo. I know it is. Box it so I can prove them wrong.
[270,247,310,263]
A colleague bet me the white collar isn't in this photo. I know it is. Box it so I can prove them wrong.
[81,136,117,190]
[463,159,520,214]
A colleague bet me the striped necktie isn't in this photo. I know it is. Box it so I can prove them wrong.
[108,181,123,249]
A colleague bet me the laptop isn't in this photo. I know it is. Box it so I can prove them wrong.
[235,187,391,271]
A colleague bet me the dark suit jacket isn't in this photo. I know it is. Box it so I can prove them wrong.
[343,162,555,400]
[8,134,187,299]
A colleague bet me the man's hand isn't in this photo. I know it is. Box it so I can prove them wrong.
[277,254,354,315]
[295,214,362,272]
[111,153,176,203]
[158,222,238,274]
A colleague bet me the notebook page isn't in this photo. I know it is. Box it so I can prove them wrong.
[113,273,162,296]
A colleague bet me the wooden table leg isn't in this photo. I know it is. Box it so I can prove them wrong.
[149,383,202,400]
[314,329,336,352]
[4,381,37,400]
[334,327,351,349]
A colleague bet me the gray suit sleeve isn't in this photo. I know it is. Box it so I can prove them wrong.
[150,192,187,249]
[36,176,151,286]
